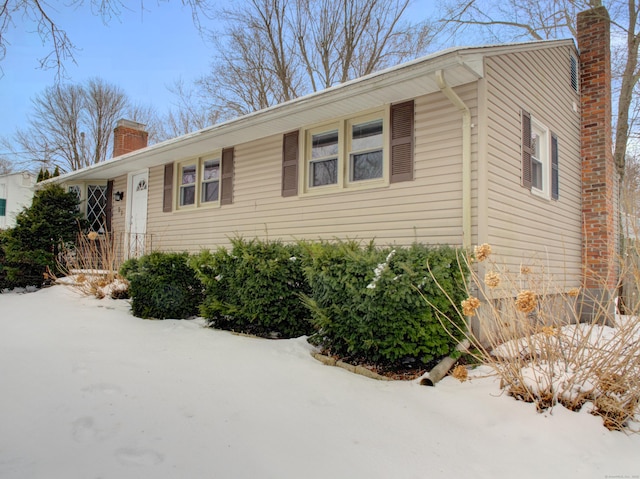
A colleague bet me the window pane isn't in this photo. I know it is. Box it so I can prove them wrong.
[532,158,543,190]
[351,151,383,181]
[531,132,540,159]
[352,119,383,151]
[312,130,339,159]
[203,160,219,181]
[180,185,195,206]
[202,181,219,203]
[68,185,81,212]
[87,185,107,233]
[311,159,337,186]
[0,198,6,216]
[182,165,196,185]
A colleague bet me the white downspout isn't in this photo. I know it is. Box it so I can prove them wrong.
[436,70,472,250]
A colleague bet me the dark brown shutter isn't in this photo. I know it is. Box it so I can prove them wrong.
[282,130,299,197]
[551,134,559,200]
[163,163,174,212]
[220,147,234,205]
[521,110,532,189]
[105,180,114,232]
[390,100,414,183]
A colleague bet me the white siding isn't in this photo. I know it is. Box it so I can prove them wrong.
[0,173,35,229]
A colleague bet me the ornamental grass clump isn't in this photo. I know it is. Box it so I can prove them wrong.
[429,245,640,432]
[59,227,128,299]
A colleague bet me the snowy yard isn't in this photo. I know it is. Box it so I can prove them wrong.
[1,285,639,479]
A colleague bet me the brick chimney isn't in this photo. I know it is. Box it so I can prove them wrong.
[112,119,148,158]
[577,6,618,313]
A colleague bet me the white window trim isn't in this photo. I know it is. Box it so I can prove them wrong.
[175,153,222,210]
[66,181,108,219]
[530,117,551,200]
[299,107,390,196]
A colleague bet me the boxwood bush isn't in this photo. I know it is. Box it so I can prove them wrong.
[190,238,313,338]
[301,240,469,369]
[120,252,203,319]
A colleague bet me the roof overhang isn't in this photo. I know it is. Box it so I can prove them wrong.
[46,39,574,183]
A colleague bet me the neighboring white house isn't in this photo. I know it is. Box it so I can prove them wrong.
[0,172,36,230]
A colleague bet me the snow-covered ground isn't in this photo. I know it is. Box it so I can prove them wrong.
[0,285,638,479]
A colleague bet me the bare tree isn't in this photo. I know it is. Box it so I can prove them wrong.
[84,78,128,168]
[160,79,221,138]
[0,157,12,175]
[437,0,639,178]
[0,0,214,79]
[6,77,156,172]
[194,0,434,118]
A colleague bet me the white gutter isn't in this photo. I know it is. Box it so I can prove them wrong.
[436,69,472,250]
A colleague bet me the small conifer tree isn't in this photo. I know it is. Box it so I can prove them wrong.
[2,184,85,288]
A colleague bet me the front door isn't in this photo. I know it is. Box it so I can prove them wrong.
[128,171,149,258]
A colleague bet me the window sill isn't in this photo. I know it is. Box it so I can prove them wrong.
[530,187,551,201]
[175,201,221,212]
[301,178,389,197]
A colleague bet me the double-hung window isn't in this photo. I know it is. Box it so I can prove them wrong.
[522,110,559,200]
[303,109,388,193]
[177,155,222,209]
[531,122,547,193]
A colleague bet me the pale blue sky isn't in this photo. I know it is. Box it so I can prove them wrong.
[0,1,440,163]
[0,1,212,153]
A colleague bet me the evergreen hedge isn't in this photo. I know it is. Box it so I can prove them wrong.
[1,184,84,289]
[120,252,203,319]
[301,240,469,369]
[190,238,313,338]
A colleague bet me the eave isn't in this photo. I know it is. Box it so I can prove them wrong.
[46,39,574,183]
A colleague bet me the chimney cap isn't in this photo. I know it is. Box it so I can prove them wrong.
[115,118,146,130]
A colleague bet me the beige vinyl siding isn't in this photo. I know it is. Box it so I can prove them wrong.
[111,175,127,236]
[145,88,478,253]
[483,45,582,287]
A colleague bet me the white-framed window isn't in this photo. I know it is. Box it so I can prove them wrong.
[531,118,550,196]
[177,154,221,209]
[63,182,110,232]
[86,184,107,233]
[302,109,388,193]
[522,110,559,200]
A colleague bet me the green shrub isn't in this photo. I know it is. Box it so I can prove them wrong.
[120,252,203,319]
[190,238,313,338]
[2,184,84,289]
[301,240,469,369]
[0,230,10,291]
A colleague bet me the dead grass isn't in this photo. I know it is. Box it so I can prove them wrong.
[427,245,640,432]
[58,229,128,299]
